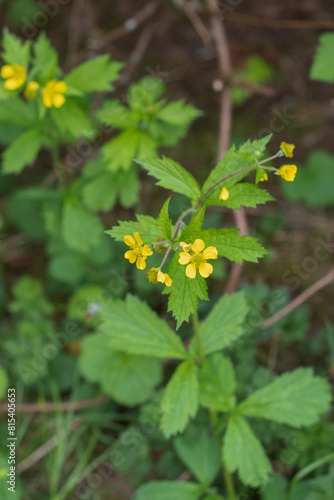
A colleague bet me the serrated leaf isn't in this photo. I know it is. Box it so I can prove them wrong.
[79,333,161,406]
[239,134,272,161]
[161,361,199,437]
[96,99,134,129]
[136,156,202,201]
[100,295,187,359]
[157,100,202,126]
[157,197,173,240]
[82,171,118,212]
[134,481,203,500]
[0,97,37,126]
[238,368,332,427]
[179,207,205,242]
[2,28,31,67]
[189,292,248,356]
[2,128,43,174]
[102,129,142,171]
[106,214,160,245]
[310,33,334,82]
[198,353,236,411]
[206,183,274,209]
[223,415,271,487]
[174,427,221,486]
[165,252,208,329]
[50,99,94,139]
[33,32,58,84]
[65,55,122,92]
[201,228,268,263]
[62,197,103,253]
[128,76,165,109]
[118,165,140,208]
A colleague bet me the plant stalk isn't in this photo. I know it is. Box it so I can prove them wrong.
[192,313,205,362]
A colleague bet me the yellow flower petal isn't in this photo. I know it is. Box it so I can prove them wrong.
[199,262,213,278]
[134,232,143,246]
[42,92,53,108]
[260,172,268,182]
[124,250,137,263]
[157,270,165,284]
[178,252,191,265]
[280,142,295,158]
[219,187,229,201]
[54,81,67,93]
[164,274,173,287]
[124,234,136,247]
[179,241,191,252]
[24,81,39,100]
[1,65,14,78]
[185,263,197,279]
[142,245,153,257]
[136,256,146,270]
[203,246,218,260]
[53,93,66,108]
[191,239,205,253]
[4,78,19,90]
[278,164,297,182]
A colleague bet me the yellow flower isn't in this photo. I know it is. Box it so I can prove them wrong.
[24,81,39,100]
[147,267,173,287]
[42,80,67,108]
[1,64,26,90]
[219,187,229,201]
[124,232,153,270]
[179,241,191,252]
[260,172,268,182]
[280,142,295,158]
[178,238,218,279]
[278,164,297,182]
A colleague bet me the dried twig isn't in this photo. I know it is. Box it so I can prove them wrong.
[220,11,334,30]
[178,0,212,45]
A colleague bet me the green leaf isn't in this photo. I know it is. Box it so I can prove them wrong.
[157,100,202,126]
[223,415,271,487]
[157,197,173,240]
[161,361,199,437]
[128,76,165,109]
[0,97,37,126]
[65,55,122,92]
[0,365,8,398]
[174,427,221,486]
[136,156,202,201]
[238,368,332,427]
[100,295,187,359]
[118,165,141,208]
[2,28,31,67]
[198,353,236,411]
[134,481,203,500]
[2,128,43,174]
[79,333,161,406]
[190,291,249,356]
[200,228,268,263]
[32,32,58,84]
[49,253,86,285]
[106,214,160,245]
[82,171,118,212]
[165,252,208,329]
[260,476,288,500]
[310,33,334,82]
[102,129,141,171]
[179,207,205,242]
[50,99,94,139]
[96,99,134,130]
[239,134,272,161]
[206,183,274,209]
[62,197,103,253]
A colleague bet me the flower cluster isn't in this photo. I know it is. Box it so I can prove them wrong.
[1,64,67,109]
[178,239,218,279]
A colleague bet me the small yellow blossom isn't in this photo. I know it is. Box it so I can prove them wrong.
[260,172,268,182]
[178,238,218,279]
[179,241,191,252]
[147,267,172,287]
[219,187,229,201]
[42,80,67,108]
[278,164,297,182]
[124,232,153,270]
[280,142,295,158]
[1,64,26,90]
[24,81,39,100]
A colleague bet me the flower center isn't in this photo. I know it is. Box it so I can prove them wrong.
[191,253,205,268]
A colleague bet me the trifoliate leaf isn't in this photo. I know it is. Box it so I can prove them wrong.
[310,33,334,82]
[157,196,173,240]
[2,28,31,67]
[238,368,332,427]
[106,214,160,245]
[136,156,202,201]
[157,100,202,126]
[174,426,221,486]
[65,55,122,92]
[206,183,274,209]
[62,197,103,253]
[198,353,236,411]
[2,128,43,174]
[165,252,208,329]
[223,415,271,487]
[134,481,203,500]
[100,295,187,359]
[189,291,248,356]
[161,361,199,437]
[79,333,161,406]
[200,228,268,263]
[33,32,58,84]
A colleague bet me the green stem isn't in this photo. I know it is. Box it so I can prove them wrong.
[222,461,237,500]
[192,313,205,362]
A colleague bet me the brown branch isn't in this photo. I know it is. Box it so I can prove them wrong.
[178,0,212,45]
[262,267,334,329]
[221,11,334,30]
[0,395,109,414]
